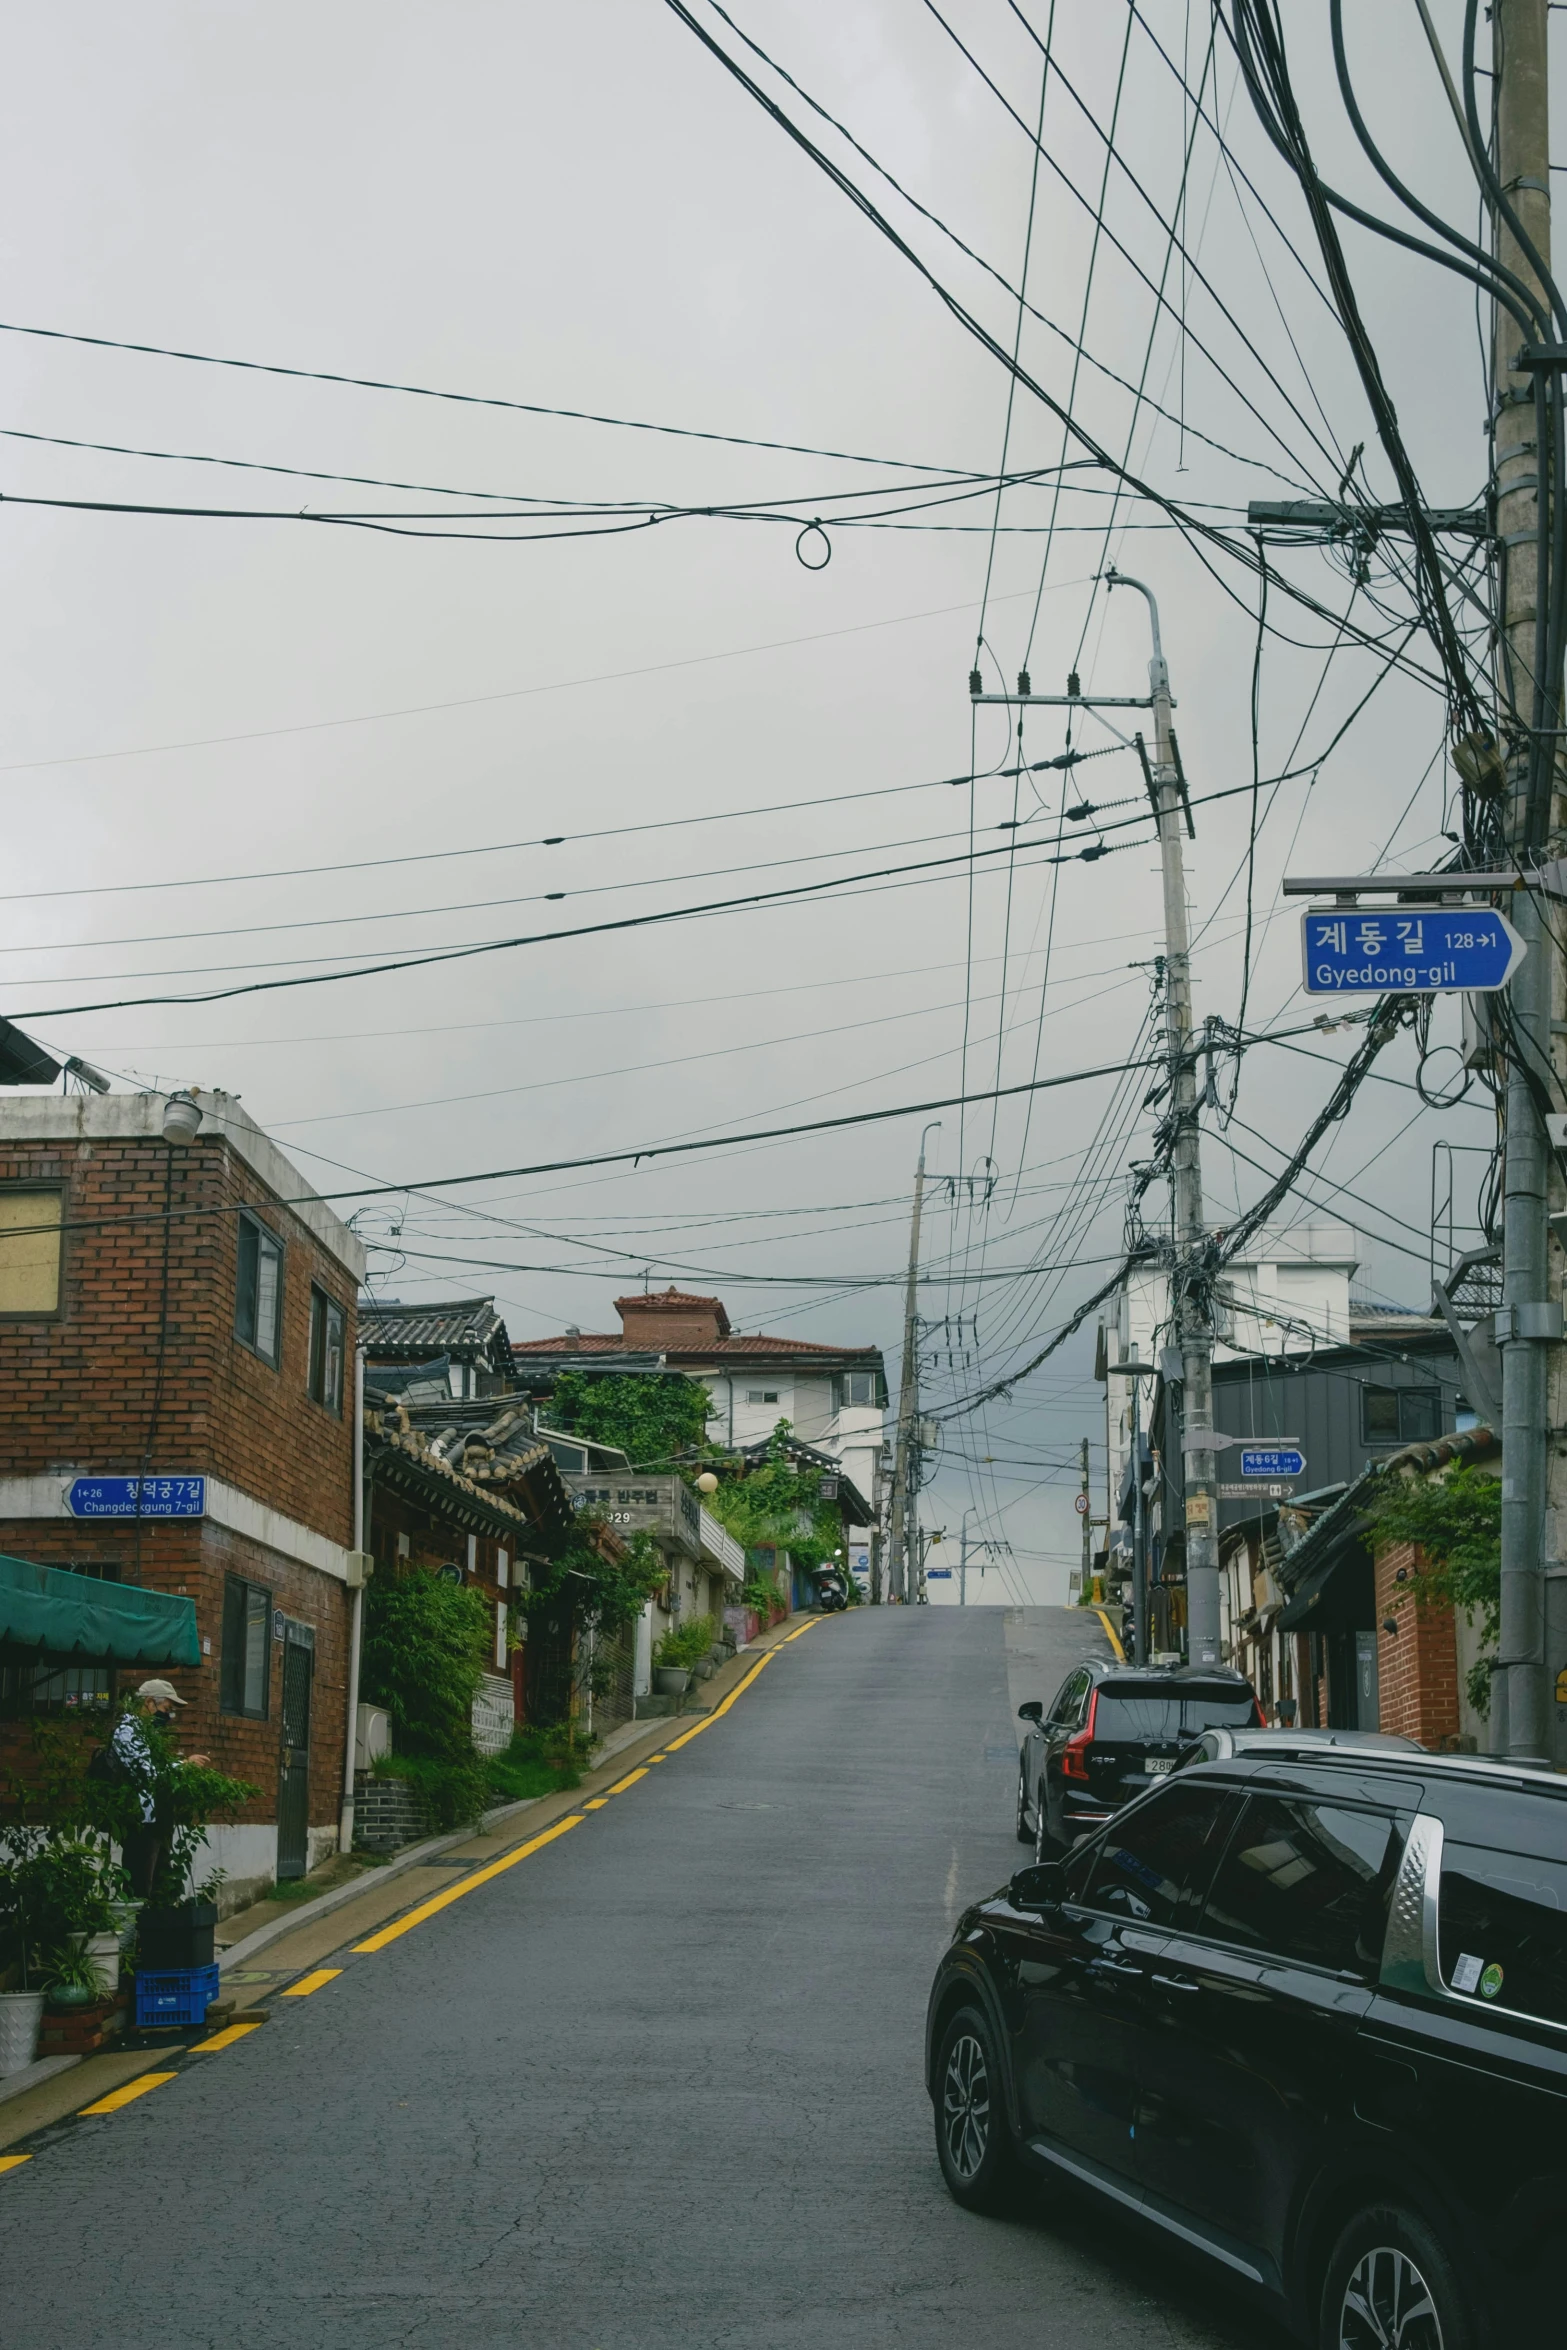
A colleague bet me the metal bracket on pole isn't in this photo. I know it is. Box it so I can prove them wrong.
[970,692,1166,709]
[1282,863,1567,898]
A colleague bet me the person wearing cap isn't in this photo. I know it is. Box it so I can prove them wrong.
[112,1679,210,1899]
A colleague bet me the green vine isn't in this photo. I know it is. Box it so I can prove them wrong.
[701,1420,845,1574]
[1364,1462,1501,1715]
[548,1370,715,1467]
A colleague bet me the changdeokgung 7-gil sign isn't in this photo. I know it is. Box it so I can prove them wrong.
[1301,906,1524,996]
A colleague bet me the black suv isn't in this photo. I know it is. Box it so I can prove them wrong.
[1016,1658,1262,1856]
[930,1742,1567,2348]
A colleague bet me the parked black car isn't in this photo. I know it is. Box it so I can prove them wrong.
[1015,1659,1262,1857]
[931,1743,1567,2348]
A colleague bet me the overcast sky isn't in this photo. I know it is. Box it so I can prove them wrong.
[2,3,1531,1600]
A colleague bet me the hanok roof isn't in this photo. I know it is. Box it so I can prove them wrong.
[732,1430,874,1531]
[362,1394,575,1552]
[361,1296,515,1375]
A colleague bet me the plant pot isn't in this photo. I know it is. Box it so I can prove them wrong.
[137,1901,217,1970]
[652,1666,690,1697]
[45,1981,98,2010]
[691,1658,715,1682]
[0,1989,46,2076]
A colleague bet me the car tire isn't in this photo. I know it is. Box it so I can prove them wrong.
[1015,1763,1034,1844]
[933,2003,1022,2213]
[1317,2200,1478,2350]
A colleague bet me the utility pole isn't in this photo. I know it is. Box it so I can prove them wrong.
[1493,0,1562,1762]
[1107,571,1220,1668]
[888,1121,939,1606]
[1079,1435,1092,1601]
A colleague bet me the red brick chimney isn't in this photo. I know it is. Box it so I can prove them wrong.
[615,1288,731,1350]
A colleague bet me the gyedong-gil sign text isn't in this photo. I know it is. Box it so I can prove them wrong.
[1301,907,1523,996]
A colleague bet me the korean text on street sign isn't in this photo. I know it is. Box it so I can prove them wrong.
[66,1475,206,1519]
[1240,1447,1306,1479]
[1301,906,1523,995]
[1218,1481,1296,1502]
[927,1567,953,1579]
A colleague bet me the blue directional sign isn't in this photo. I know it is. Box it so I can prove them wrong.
[1240,1448,1305,1480]
[66,1475,206,1519]
[1301,906,1523,996]
[927,1567,953,1579]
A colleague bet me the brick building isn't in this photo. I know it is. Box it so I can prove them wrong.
[0,1089,364,1908]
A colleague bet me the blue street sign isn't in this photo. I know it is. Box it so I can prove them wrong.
[927,1567,953,1579]
[1301,906,1523,995]
[66,1475,206,1519]
[1240,1448,1305,1480]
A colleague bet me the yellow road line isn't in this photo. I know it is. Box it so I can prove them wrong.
[0,2154,31,2174]
[607,1767,648,1794]
[1092,1606,1126,1663]
[281,1968,342,1999]
[79,2071,178,2116]
[191,2021,266,2050]
[352,1813,585,1954]
[780,1616,820,1643]
[665,1647,777,1751]
[583,1797,607,1811]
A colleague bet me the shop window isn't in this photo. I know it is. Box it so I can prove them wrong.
[0,1184,63,1317]
[1361,1384,1443,1445]
[221,1574,272,1718]
[235,1212,283,1367]
[308,1285,346,1414]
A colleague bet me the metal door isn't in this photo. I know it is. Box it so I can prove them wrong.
[524,1601,574,1727]
[276,1624,314,1880]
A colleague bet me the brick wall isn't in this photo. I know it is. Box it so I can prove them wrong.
[1374,1537,1460,1747]
[0,1130,355,1543]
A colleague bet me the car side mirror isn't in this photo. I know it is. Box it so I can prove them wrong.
[1008,1860,1064,1910]
[1016,1700,1044,1724]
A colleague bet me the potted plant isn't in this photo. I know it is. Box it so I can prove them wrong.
[42,1940,109,2010]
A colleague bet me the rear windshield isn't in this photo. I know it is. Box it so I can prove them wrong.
[1094,1688,1258,1740]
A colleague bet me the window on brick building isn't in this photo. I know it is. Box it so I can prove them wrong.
[235,1211,282,1366]
[0,1184,63,1317]
[308,1286,346,1414]
[221,1575,272,1718]
[1362,1385,1443,1446]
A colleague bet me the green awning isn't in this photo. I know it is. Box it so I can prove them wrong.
[0,1553,200,1668]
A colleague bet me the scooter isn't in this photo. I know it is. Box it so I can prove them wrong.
[814,1571,849,1612]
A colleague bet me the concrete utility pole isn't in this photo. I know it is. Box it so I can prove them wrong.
[1079,1435,1092,1599]
[888,1121,939,1606]
[1492,0,1564,1762]
[1107,571,1221,1668]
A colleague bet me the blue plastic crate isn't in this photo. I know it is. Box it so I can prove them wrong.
[134,1962,220,2028]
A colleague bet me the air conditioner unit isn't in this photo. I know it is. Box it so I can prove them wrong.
[343,1549,374,1589]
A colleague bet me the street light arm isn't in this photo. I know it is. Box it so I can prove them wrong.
[1104,568,1165,677]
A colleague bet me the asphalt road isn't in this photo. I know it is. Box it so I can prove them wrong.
[3,1607,1288,2350]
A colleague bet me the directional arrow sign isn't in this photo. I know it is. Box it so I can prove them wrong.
[1240,1447,1305,1479]
[1301,906,1523,996]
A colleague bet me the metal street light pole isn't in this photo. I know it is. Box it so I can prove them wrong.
[1105,570,1220,1668]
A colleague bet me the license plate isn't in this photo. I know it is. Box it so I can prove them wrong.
[1144,1758,1173,1775]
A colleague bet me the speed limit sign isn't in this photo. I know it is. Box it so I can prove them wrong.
[1073,1493,1089,1515]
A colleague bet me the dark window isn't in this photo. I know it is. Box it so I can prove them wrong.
[1440,1844,1567,2026]
[308,1286,346,1414]
[836,1371,880,1409]
[1077,1783,1242,1928]
[1199,1794,1403,1974]
[1362,1384,1443,1445]
[1092,1685,1261,1741]
[221,1575,272,1718]
[235,1212,282,1366]
[1052,1669,1090,1726]
[747,1388,780,1404]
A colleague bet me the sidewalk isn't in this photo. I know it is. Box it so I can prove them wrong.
[0,1611,816,2155]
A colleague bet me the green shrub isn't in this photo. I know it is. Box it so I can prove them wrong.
[484,1726,585,1803]
[361,1566,490,1761]
[654,1613,718,1670]
[549,1370,714,1467]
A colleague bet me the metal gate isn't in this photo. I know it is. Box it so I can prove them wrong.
[524,1601,574,1727]
[276,1620,315,1881]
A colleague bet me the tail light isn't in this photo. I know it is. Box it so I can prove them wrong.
[1062,1690,1098,1781]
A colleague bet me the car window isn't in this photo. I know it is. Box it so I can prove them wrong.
[1092,1687,1260,1741]
[1074,1783,1243,1929]
[1198,1795,1403,1975]
[1046,1672,1081,1726]
[1440,1844,1567,2027]
[1052,1671,1088,1728]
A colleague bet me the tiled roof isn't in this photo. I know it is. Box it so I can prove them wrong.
[363,1394,574,1548]
[361,1296,514,1370]
[512,1331,878,1362]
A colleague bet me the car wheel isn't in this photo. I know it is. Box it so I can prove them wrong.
[1015,1763,1034,1844]
[1319,2202,1476,2350]
[933,2004,1022,2213]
